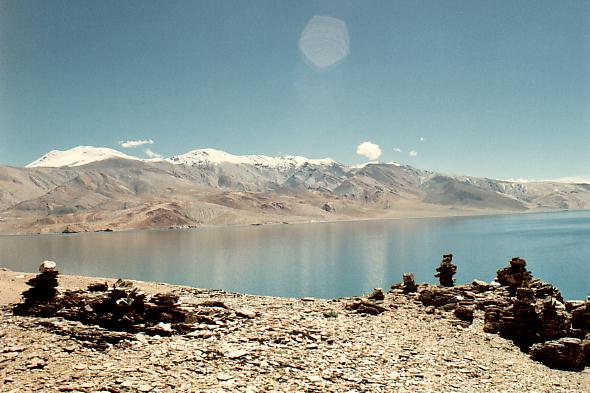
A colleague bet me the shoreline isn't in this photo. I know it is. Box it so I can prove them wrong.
[0,207,583,237]
[1,269,589,392]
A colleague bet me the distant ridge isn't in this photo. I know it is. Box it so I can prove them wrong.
[26,146,336,170]
[2,145,588,235]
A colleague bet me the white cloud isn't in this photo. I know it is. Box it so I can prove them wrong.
[409,150,418,157]
[419,137,425,142]
[119,139,154,148]
[356,141,382,160]
[393,147,402,153]
[144,148,163,159]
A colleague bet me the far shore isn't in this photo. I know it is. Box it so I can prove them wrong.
[0,207,582,237]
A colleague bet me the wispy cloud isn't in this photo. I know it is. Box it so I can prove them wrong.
[356,141,382,160]
[144,148,163,159]
[393,147,402,153]
[409,150,418,157]
[119,139,154,148]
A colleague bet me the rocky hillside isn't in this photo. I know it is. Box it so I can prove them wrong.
[1,147,589,234]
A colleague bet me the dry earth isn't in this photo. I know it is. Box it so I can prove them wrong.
[1,270,588,392]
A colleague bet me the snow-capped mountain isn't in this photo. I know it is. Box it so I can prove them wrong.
[26,146,143,168]
[4,145,590,235]
[26,146,337,170]
[166,148,336,169]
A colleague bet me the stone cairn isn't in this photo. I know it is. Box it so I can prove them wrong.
[13,261,60,317]
[12,262,227,336]
[409,255,590,371]
[435,253,457,287]
[402,272,418,294]
[495,257,532,295]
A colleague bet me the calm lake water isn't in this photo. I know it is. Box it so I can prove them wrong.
[1,210,589,300]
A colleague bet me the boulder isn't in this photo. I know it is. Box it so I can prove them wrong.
[454,302,474,323]
[345,300,386,315]
[530,337,586,371]
[571,301,590,330]
[418,287,458,309]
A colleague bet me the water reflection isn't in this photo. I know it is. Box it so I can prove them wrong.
[1,211,589,300]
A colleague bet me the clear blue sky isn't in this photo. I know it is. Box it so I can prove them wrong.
[1,0,588,179]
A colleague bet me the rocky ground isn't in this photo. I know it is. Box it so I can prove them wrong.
[1,269,589,392]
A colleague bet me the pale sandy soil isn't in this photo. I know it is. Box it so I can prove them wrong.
[1,270,588,392]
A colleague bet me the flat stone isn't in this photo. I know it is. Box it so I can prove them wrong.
[39,260,57,273]
[226,349,248,359]
[217,372,233,381]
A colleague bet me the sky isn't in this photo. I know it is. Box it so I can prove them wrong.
[0,0,588,179]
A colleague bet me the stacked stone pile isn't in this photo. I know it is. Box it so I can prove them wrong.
[434,254,457,287]
[389,273,419,294]
[495,257,532,295]
[13,261,60,317]
[402,272,418,294]
[13,262,252,336]
[405,255,589,371]
[483,287,542,349]
[367,288,385,301]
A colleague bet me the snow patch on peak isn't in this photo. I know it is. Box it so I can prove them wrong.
[26,146,142,168]
[167,148,336,170]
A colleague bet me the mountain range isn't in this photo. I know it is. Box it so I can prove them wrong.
[0,146,588,234]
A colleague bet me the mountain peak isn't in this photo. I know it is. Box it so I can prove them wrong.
[26,146,142,168]
[166,149,337,169]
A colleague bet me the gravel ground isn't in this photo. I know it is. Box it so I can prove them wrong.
[0,270,588,392]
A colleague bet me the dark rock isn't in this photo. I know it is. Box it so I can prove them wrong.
[114,278,134,289]
[345,300,386,315]
[530,337,586,371]
[471,279,491,293]
[322,203,335,213]
[571,301,590,330]
[418,287,458,308]
[584,336,590,366]
[538,297,570,341]
[198,300,228,308]
[435,254,457,287]
[454,303,474,323]
[87,282,109,292]
[496,288,541,349]
[530,279,564,303]
[151,293,180,306]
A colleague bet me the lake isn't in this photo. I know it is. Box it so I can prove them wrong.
[1,210,589,300]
